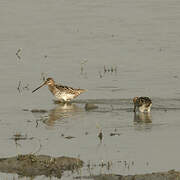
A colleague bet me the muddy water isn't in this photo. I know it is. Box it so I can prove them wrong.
[1,0,180,179]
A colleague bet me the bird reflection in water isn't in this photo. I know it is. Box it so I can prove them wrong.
[133,112,152,124]
[43,102,83,127]
[133,112,152,131]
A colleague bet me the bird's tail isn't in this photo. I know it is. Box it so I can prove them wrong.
[78,89,86,93]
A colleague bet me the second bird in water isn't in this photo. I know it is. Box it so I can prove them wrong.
[133,97,152,113]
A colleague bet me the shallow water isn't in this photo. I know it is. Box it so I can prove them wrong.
[1,0,180,179]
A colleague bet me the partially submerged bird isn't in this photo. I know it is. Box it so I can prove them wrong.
[32,78,86,102]
[133,97,152,113]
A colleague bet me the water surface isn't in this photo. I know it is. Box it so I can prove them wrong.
[1,0,180,179]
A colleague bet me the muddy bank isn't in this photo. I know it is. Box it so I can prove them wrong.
[0,154,83,178]
[83,170,180,180]
[74,170,180,180]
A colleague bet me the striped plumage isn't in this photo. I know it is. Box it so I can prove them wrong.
[133,96,152,113]
[32,78,86,102]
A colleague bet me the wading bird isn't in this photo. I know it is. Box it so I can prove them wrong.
[133,97,152,113]
[32,78,86,102]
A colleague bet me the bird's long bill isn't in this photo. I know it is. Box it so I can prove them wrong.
[32,82,46,93]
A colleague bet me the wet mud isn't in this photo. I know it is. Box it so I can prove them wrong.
[85,103,99,111]
[0,154,83,178]
[76,170,180,180]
